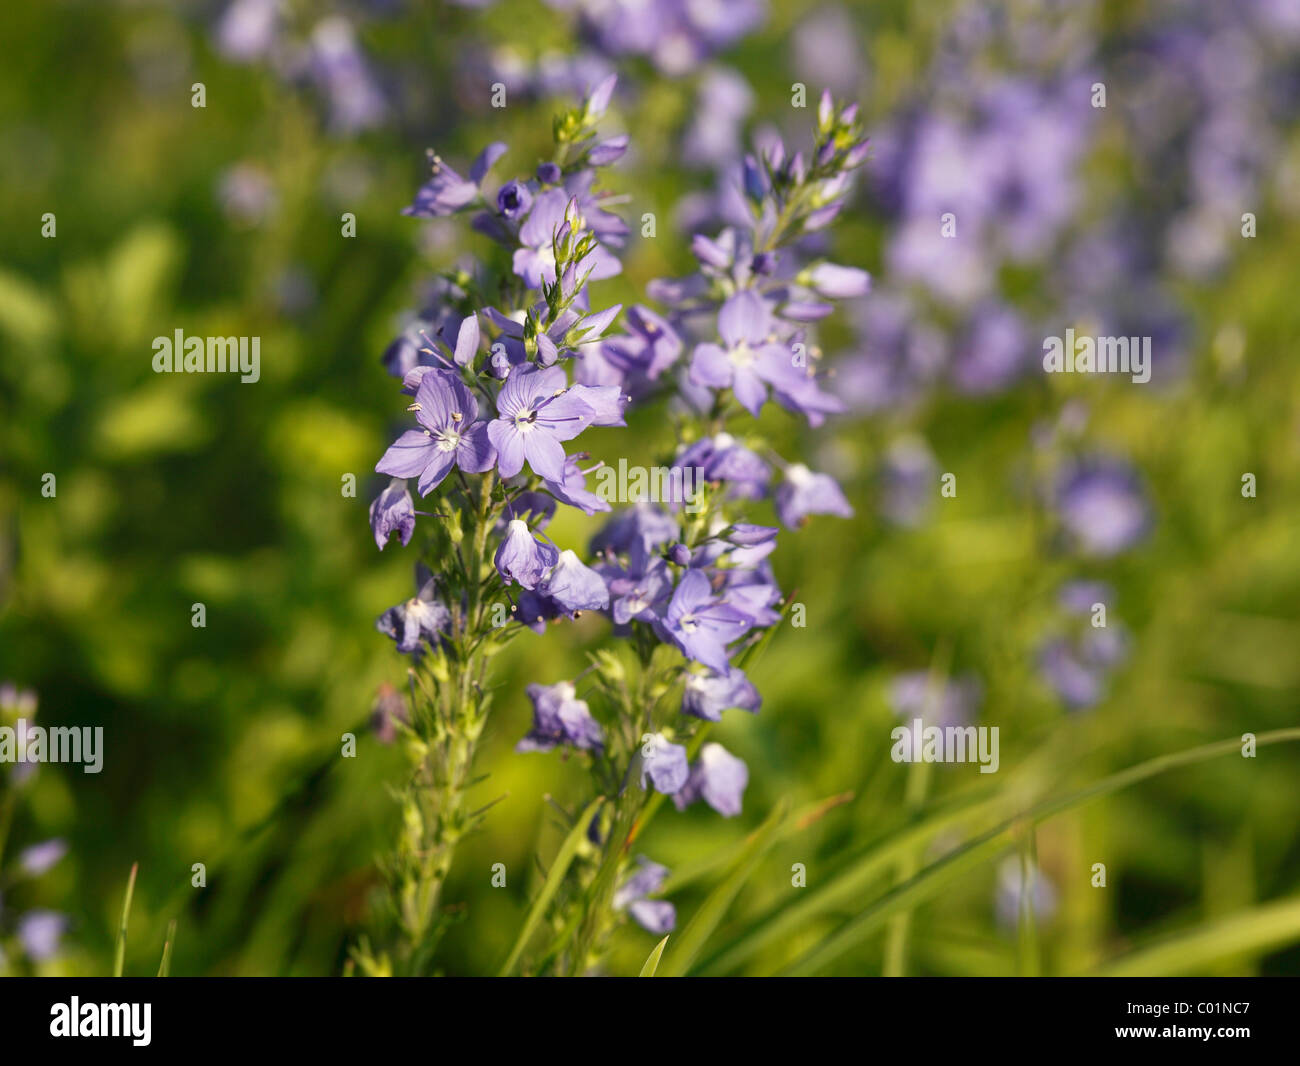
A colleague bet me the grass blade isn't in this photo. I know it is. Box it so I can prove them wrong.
[157,919,177,977]
[697,788,1002,975]
[659,798,790,977]
[638,935,669,976]
[1094,896,1300,976]
[498,796,604,976]
[113,862,138,978]
[785,727,1300,976]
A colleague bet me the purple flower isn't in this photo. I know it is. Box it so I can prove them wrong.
[689,290,804,417]
[537,550,610,615]
[375,371,496,495]
[17,910,67,962]
[995,856,1057,932]
[640,733,689,794]
[543,454,611,515]
[590,502,680,555]
[307,17,388,135]
[660,569,751,674]
[369,478,416,550]
[775,464,853,528]
[1054,459,1150,557]
[376,566,451,654]
[18,839,67,877]
[603,539,673,625]
[879,437,936,527]
[512,188,621,288]
[516,681,604,752]
[596,305,683,386]
[588,134,629,166]
[512,588,560,634]
[495,519,560,590]
[673,743,748,816]
[215,0,280,62]
[682,666,761,721]
[613,856,675,935]
[496,179,533,220]
[405,142,507,217]
[488,365,596,481]
[890,672,982,729]
[674,433,770,496]
[806,262,871,299]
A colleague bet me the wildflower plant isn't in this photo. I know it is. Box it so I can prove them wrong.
[358,75,866,976]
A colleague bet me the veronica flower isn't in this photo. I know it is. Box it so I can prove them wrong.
[376,566,451,654]
[673,742,748,816]
[613,857,675,935]
[774,464,854,528]
[1053,458,1150,557]
[602,539,673,625]
[890,672,982,730]
[513,588,561,634]
[674,433,770,497]
[488,365,596,481]
[516,681,605,752]
[591,305,683,390]
[369,478,416,550]
[405,142,507,218]
[543,454,611,515]
[215,0,281,62]
[537,550,610,615]
[375,371,496,495]
[496,179,533,220]
[495,519,560,590]
[590,502,680,555]
[995,856,1057,933]
[689,290,805,417]
[308,16,389,135]
[513,189,622,288]
[682,665,761,721]
[640,733,689,794]
[17,839,67,877]
[660,569,751,674]
[17,910,68,962]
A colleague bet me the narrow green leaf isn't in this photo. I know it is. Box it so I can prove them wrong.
[113,862,138,978]
[1094,896,1300,976]
[638,935,669,976]
[498,796,604,976]
[157,919,177,977]
[698,788,1002,975]
[659,791,853,897]
[659,798,790,977]
[785,727,1300,976]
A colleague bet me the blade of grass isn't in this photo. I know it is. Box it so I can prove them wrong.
[659,798,790,977]
[638,935,669,976]
[1093,896,1300,976]
[157,919,176,977]
[785,727,1300,976]
[498,796,604,976]
[697,787,1004,975]
[113,862,138,978]
[658,791,852,897]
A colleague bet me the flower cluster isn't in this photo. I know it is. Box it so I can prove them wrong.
[363,80,865,969]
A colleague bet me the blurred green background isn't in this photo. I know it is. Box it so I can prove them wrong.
[1,0,1299,977]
